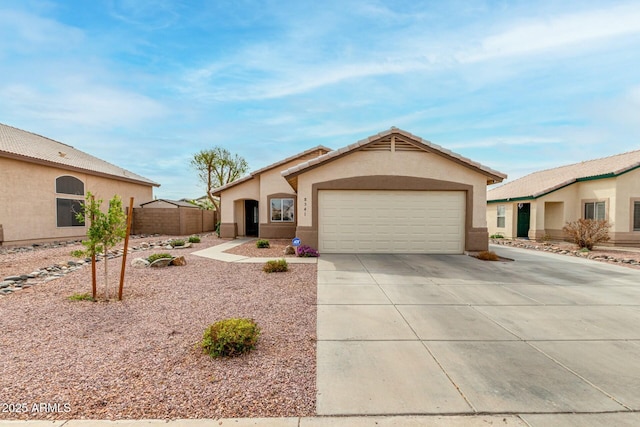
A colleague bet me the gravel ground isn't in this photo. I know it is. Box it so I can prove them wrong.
[492,239,640,270]
[225,239,298,258]
[0,235,317,420]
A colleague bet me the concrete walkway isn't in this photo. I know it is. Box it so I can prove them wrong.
[191,238,317,264]
[316,245,640,425]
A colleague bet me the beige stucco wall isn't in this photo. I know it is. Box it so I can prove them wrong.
[295,150,490,228]
[0,157,154,245]
[487,202,516,238]
[218,153,321,237]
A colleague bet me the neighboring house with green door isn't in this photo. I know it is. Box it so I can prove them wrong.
[487,149,640,246]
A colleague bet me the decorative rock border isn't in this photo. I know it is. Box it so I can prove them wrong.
[0,235,205,296]
[491,239,640,266]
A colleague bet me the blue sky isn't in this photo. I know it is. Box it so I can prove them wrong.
[2,0,640,199]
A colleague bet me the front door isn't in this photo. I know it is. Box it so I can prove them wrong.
[245,200,259,237]
[517,203,531,238]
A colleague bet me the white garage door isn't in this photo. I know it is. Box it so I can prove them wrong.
[318,190,465,254]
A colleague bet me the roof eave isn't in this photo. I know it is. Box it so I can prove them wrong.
[0,151,160,187]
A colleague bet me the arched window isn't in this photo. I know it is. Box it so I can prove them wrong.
[55,176,84,227]
[56,176,84,195]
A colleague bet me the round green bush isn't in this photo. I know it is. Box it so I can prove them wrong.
[201,318,260,358]
[188,235,201,243]
[256,239,270,248]
[171,239,186,247]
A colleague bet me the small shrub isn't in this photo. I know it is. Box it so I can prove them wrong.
[562,219,611,250]
[263,258,288,273]
[201,318,260,358]
[147,253,173,263]
[171,239,186,247]
[215,222,221,237]
[71,249,85,258]
[297,244,319,257]
[489,233,504,239]
[477,250,500,261]
[256,239,270,248]
[68,292,95,302]
[188,235,201,243]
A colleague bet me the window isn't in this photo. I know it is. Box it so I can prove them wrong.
[634,201,640,231]
[497,205,506,228]
[584,201,606,220]
[56,176,84,195]
[56,175,84,227]
[56,199,83,227]
[270,198,294,222]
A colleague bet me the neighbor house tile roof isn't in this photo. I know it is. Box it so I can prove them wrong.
[488,149,640,201]
[212,145,332,195]
[0,123,159,186]
[281,127,507,185]
[140,199,197,208]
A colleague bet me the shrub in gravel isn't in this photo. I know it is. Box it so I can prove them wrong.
[68,292,95,302]
[296,245,319,257]
[201,318,260,358]
[562,218,611,250]
[476,250,499,261]
[256,239,270,248]
[188,235,201,243]
[171,239,186,247]
[147,253,173,263]
[263,259,288,273]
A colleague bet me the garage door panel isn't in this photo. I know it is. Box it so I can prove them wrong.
[318,190,465,254]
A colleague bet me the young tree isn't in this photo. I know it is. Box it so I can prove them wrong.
[190,147,248,211]
[76,192,128,300]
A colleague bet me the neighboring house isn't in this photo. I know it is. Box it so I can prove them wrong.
[487,149,640,246]
[0,123,159,246]
[213,128,506,254]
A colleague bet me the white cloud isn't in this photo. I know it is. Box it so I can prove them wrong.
[0,82,168,128]
[463,3,640,63]
[448,136,564,149]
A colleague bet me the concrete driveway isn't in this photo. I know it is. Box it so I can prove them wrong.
[316,245,640,425]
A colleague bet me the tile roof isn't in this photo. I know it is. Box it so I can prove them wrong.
[488,149,640,201]
[0,123,159,186]
[281,127,507,184]
[212,145,332,195]
[140,199,198,208]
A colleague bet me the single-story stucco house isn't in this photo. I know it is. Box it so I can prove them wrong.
[213,128,506,254]
[487,149,640,246]
[0,123,159,246]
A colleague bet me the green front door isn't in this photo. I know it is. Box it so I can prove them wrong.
[517,203,531,238]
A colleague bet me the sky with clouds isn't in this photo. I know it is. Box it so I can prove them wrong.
[2,0,640,199]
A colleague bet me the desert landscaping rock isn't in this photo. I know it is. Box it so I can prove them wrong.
[131,257,150,268]
[149,257,173,268]
[0,234,214,296]
[491,239,640,269]
[170,256,187,266]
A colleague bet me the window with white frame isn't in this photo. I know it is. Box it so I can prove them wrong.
[497,205,506,228]
[584,201,606,220]
[634,201,640,231]
[56,176,84,227]
[270,198,294,222]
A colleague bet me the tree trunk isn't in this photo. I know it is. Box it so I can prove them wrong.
[104,246,109,300]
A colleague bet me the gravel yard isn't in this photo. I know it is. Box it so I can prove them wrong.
[224,239,299,258]
[0,235,317,420]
